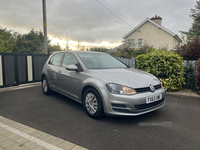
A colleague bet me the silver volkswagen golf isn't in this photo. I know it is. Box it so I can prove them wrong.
[41,51,166,119]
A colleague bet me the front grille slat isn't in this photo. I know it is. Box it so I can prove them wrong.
[155,84,162,89]
[135,84,162,93]
[134,98,165,110]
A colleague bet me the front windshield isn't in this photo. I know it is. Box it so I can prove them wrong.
[78,53,128,69]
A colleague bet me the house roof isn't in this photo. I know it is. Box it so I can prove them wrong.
[122,18,181,42]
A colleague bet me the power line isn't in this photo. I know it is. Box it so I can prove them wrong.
[96,0,133,28]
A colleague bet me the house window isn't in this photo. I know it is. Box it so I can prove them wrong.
[138,39,143,47]
[128,39,135,48]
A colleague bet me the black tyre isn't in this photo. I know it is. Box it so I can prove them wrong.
[83,88,105,119]
[42,77,53,95]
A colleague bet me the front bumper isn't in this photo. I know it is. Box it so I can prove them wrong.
[100,87,166,116]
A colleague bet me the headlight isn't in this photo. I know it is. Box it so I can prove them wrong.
[106,83,136,95]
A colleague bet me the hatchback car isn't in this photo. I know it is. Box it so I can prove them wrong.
[41,51,166,119]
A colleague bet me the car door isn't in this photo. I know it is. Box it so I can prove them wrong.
[47,53,64,91]
[57,53,82,100]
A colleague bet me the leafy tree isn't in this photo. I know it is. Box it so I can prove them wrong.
[48,43,62,54]
[175,38,200,60]
[0,27,15,52]
[182,1,200,39]
[13,29,45,54]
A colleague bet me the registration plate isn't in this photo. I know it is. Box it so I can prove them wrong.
[146,94,162,104]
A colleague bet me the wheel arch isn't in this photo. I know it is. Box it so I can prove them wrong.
[81,84,105,107]
[41,73,49,83]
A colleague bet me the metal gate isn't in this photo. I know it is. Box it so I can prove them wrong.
[0,53,49,88]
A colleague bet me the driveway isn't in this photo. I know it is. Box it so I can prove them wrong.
[0,85,200,150]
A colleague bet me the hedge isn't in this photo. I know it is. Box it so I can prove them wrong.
[136,49,185,91]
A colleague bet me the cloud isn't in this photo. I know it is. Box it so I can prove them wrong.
[0,0,197,44]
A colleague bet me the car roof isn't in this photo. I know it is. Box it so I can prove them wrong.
[52,51,107,55]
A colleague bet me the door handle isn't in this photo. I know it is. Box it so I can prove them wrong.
[58,70,62,74]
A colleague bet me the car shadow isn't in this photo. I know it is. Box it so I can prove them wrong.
[48,91,164,125]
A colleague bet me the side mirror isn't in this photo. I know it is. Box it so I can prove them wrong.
[66,65,79,72]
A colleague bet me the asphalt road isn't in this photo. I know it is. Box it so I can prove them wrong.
[0,85,200,150]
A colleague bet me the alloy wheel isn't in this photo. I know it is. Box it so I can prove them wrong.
[43,79,48,93]
[85,93,98,115]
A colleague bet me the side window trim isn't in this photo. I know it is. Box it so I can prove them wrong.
[48,52,64,66]
[61,52,83,71]
[48,55,55,65]
[59,53,65,66]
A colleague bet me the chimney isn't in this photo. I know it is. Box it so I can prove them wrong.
[150,15,162,26]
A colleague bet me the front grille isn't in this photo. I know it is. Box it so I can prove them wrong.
[154,84,162,89]
[135,84,162,93]
[134,98,165,110]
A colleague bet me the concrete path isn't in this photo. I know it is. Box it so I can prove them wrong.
[0,116,88,150]
[0,83,88,150]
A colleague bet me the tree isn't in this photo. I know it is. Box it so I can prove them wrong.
[13,29,46,54]
[90,47,109,53]
[48,43,62,54]
[65,41,70,51]
[175,38,200,60]
[110,44,153,59]
[76,41,81,50]
[0,27,15,52]
[182,1,200,39]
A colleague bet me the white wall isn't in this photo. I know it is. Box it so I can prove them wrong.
[125,22,179,50]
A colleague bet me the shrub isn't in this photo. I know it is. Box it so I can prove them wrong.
[90,47,109,53]
[110,44,153,59]
[183,61,196,89]
[195,59,200,94]
[175,38,200,60]
[112,46,134,59]
[136,49,185,91]
[184,67,195,89]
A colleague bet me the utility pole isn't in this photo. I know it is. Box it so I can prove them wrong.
[42,0,48,54]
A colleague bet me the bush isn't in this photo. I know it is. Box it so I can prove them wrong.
[136,49,185,91]
[110,44,153,59]
[90,47,109,53]
[175,38,200,60]
[183,61,196,89]
[184,67,195,89]
[195,59,200,94]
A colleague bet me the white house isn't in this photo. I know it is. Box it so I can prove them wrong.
[113,15,181,51]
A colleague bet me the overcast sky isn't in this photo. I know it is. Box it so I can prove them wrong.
[0,0,197,45]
